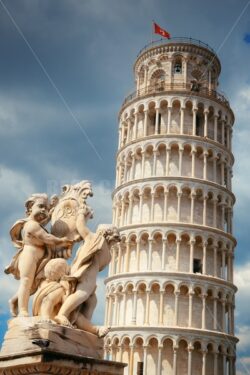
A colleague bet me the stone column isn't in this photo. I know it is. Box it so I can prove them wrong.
[221,159,225,185]
[213,199,217,228]
[179,147,184,176]
[110,247,116,275]
[124,161,128,183]
[127,118,132,143]
[153,149,158,175]
[165,147,170,175]
[131,289,137,324]
[163,190,169,221]
[143,346,148,374]
[180,107,185,134]
[148,238,153,271]
[227,251,233,282]
[161,238,167,270]
[122,293,127,325]
[157,345,163,375]
[118,345,123,362]
[125,241,130,273]
[222,299,226,332]
[134,112,139,140]
[189,239,195,273]
[117,243,122,274]
[141,151,145,177]
[214,246,218,277]
[202,350,207,375]
[202,294,207,329]
[192,108,198,135]
[173,346,178,375]
[228,301,233,334]
[214,114,218,142]
[203,195,208,226]
[144,289,150,325]
[183,59,188,84]
[155,107,160,134]
[159,290,164,325]
[222,352,227,375]
[177,191,182,221]
[203,241,207,275]
[174,291,180,325]
[226,125,230,148]
[227,206,232,233]
[188,290,194,327]
[188,346,193,375]
[130,153,136,180]
[143,110,148,137]
[129,345,134,375]
[203,151,208,180]
[228,166,232,190]
[128,194,133,225]
[221,119,225,145]
[136,239,140,271]
[190,191,196,224]
[104,296,109,325]
[213,156,217,183]
[176,238,181,270]
[191,148,196,177]
[150,191,155,222]
[121,121,125,147]
[139,193,143,222]
[204,109,209,137]
[221,249,226,279]
[167,107,172,133]
[114,294,118,325]
[228,356,234,375]
[214,351,218,375]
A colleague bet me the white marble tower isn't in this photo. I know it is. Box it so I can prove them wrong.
[104,38,238,375]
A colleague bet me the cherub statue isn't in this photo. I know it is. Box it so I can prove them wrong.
[32,258,75,321]
[54,224,121,337]
[5,194,73,317]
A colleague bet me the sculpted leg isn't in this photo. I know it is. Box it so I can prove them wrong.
[80,293,97,320]
[55,289,89,325]
[18,276,34,316]
[39,288,64,321]
[18,255,37,316]
[75,313,111,338]
[9,293,18,317]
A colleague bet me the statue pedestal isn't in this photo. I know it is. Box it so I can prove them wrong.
[0,318,125,375]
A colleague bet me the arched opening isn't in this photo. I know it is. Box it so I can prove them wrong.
[177,340,188,374]
[162,338,174,373]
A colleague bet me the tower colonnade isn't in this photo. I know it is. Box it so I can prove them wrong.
[105,38,237,374]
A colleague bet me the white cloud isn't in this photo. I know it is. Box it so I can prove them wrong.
[0,165,36,206]
[234,263,250,375]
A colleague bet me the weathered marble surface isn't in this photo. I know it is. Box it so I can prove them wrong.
[0,348,125,375]
[1,317,103,359]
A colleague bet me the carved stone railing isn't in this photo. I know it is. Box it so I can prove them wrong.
[121,83,230,109]
[137,37,216,57]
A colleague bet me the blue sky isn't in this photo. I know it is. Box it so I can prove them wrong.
[0,0,250,373]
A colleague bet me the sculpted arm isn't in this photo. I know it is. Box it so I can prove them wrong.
[75,208,93,240]
[26,222,72,247]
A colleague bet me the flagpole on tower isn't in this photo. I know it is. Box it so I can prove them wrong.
[151,20,154,45]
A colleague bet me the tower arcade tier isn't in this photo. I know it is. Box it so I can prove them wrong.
[105,38,237,375]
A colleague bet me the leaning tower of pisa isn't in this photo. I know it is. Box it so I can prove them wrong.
[104,38,238,375]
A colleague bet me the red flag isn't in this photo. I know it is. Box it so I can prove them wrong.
[153,22,171,39]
